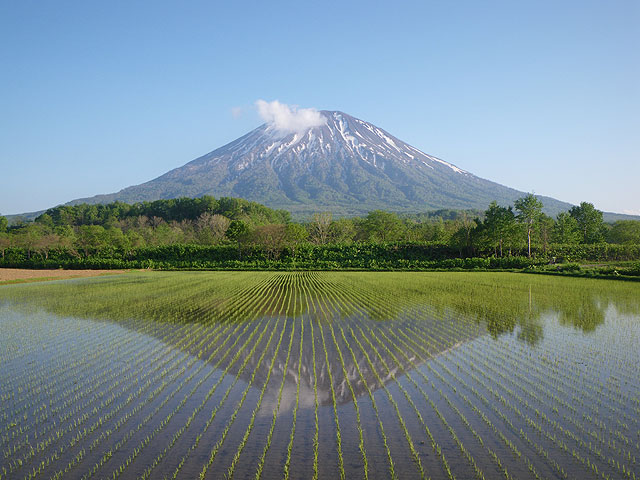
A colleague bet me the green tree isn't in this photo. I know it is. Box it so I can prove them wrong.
[329,218,356,243]
[481,201,516,256]
[569,202,605,244]
[537,213,555,253]
[449,212,477,256]
[514,194,543,257]
[0,215,8,233]
[75,225,107,257]
[35,213,55,229]
[361,210,405,242]
[607,220,640,244]
[13,224,44,260]
[226,219,250,241]
[0,232,10,259]
[552,212,581,244]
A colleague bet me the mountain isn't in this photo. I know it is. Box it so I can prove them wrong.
[69,110,577,217]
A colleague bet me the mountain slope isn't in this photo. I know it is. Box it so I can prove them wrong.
[72,110,572,216]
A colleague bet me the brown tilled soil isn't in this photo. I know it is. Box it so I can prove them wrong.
[0,268,126,284]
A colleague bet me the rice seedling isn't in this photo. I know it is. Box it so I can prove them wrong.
[0,271,638,480]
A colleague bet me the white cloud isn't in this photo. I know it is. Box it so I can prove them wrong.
[255,99,326,134]
[230,106,243,119]
[622,208,640,216]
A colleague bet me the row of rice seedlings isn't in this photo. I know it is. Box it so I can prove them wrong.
[485,331,639,438]
[319,274,454,478]
[6,333,186,475]
[296,272,320,480]
[450,320,634,456]
[226,317,293,479]
[108,274,290,480]
[45,274,277,480]
[317,320,346,480]
[299,273,351,480]
[0,322,172,474]
[355,322,433,477]
[394,310,550,478]
[341,278,524,479]
[1,326,134,451]
[253,319,298,479]
[300,274,329,477]
[282,276,304,480]
[472,334,639,462]
[516,335,640,437]
[225,272,300,479]
[164,273,295,479]
[310,313,320,480]
[308,275,381,479]
[321,272,461,478]
[196,316,286,479]
[135,321,257,479]
[450,333,637,478]
[105,317,276,480]
[0,272,248,434]
[380,321,517,480]
[11,274,272,476]
[51,319,252,480]
[393,327,521,479]
[7,310,211,450]
[0,318,122,410]
[373,324,489,480]
[0,314,147,430]
[335,322,397,479]
[456,345,619,478]
[404,311,597,480]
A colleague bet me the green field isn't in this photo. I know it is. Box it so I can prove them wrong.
[1,271,639,479]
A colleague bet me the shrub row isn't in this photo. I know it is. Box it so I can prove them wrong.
[1,242,638,271]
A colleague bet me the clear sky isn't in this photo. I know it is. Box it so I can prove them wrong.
[1,0,638,216]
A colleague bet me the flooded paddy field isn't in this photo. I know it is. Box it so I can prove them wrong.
[0,271,639,479]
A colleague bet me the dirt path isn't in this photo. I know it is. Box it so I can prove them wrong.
[0,268,127,284]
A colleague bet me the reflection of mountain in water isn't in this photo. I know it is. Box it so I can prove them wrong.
[2,271,639,406]
[113,305,484,407]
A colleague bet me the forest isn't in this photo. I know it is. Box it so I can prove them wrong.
[1,194,639,273]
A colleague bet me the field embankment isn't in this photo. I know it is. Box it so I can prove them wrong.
[0,268,126,285]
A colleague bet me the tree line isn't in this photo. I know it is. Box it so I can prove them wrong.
[1,194,639,263]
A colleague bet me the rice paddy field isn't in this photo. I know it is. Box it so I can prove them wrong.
[0,271,639,480]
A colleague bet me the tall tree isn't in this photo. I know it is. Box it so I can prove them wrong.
[537,214,555,254]
[481,201,516,257]
[450,212,477,256]
[196,212,231,244]
[75,225,107,257]
[361,210,405,242]
[552,212,581,244]
[0,215,8,233]
[329,218,356,243]
[308,212,332,244]
[569,202,604,243]
[514,194,543,257]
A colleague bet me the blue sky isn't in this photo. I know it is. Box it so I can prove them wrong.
[1,0,638,216]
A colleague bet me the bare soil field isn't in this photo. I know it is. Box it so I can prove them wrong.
[0,268,126,284]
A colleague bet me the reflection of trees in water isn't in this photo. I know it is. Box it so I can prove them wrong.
[347,272,640,346]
